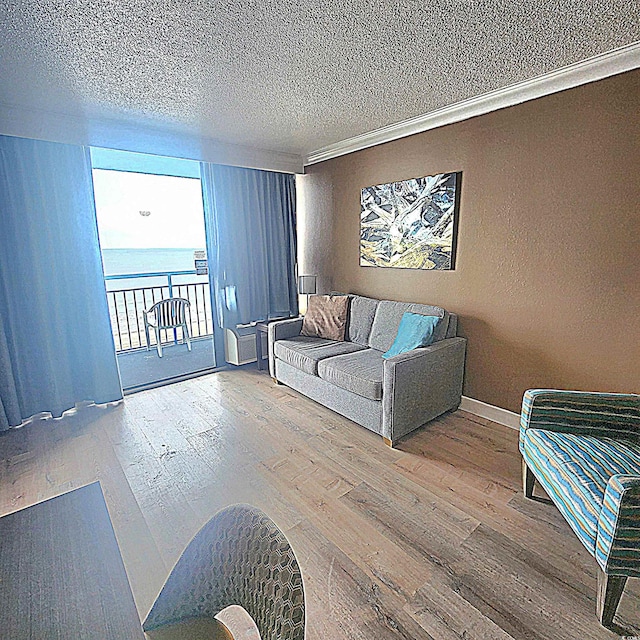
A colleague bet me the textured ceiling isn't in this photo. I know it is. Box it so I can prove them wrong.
[1,1,639,161]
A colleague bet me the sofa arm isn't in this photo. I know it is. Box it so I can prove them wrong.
[268,317,303,377]
[382,337,466,444]
[596,474,640,576]
[520,390,640,449]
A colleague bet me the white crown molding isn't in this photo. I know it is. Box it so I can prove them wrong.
[304,41,640,166]
[460,396,520,430]
[0,103,304,174]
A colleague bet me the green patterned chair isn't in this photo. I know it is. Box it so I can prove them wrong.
[520,389,640,626]
[143,504,305,639]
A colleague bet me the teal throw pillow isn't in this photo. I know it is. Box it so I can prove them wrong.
[382,312,441,359]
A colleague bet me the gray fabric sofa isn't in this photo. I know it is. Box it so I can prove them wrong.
[268,295,466,446]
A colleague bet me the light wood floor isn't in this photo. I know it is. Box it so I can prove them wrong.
[1,367,639,639]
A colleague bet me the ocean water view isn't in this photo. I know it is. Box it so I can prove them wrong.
[102,248,209,290]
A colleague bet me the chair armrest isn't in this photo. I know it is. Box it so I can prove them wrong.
[520,390,640,448]
[268,317,303,377]
[382,337,466,444]
[596,474,640,576]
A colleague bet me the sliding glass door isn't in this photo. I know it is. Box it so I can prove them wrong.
[91,149,219,391]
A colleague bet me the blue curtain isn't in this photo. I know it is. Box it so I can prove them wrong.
[0,135,122,430]
[201,163,298,329]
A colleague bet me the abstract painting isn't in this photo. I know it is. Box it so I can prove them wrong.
[360,172,461,270]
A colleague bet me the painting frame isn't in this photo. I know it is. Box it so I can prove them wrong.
[360,171,462,271]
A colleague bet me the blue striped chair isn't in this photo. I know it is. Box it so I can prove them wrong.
[520,389,640,626]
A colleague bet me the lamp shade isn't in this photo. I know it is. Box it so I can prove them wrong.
[298,275,317,295]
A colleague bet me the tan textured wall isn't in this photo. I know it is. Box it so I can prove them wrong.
[298,70,640,413]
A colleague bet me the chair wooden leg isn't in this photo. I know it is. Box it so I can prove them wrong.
[522,458,535,498]
[597,567,627,627]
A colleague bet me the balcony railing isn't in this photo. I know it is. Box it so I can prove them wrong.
[105,270,214,352]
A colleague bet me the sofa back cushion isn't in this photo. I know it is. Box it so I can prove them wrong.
[368,300,448,352]
[447,314,458,338]
[347,295,380,346]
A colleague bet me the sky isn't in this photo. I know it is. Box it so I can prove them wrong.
[92,169,206,249]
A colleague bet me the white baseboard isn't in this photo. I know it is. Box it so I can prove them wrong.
[459,396,520,430]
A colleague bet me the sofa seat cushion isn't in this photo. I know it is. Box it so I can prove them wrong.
[317,348,384,401]
[274,336,365,376]
[522,428,640,554]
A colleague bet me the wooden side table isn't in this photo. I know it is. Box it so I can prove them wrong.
[255,321,271,370]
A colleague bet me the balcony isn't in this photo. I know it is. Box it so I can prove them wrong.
[105,270,217,390]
